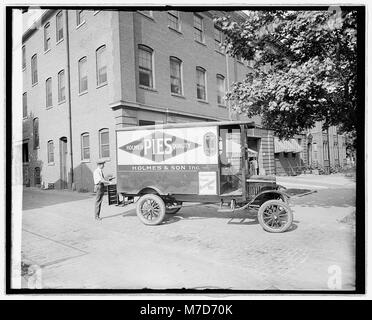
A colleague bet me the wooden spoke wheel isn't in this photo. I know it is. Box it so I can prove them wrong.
[257,200,293,233]
[136,194,165,225]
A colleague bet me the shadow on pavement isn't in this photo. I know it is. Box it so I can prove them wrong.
[23,188,93,210]
[291,187,356,208]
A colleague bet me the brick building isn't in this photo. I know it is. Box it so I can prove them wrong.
[21,9,279,192]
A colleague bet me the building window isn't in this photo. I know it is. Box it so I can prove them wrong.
[323,141,329,161]
[22,45,26,69]
[138,45,153,88]
[44,23,51,51]
[96,45,107,86]
[216,74,225,105]
[139,120,155,126]
[81,133,90,160]
[22,142,29,163]
[56,11,64,42]
[194,14,204,43]
[196,67,207,100]
[31,54,38,85]
[33,118,39,149]
[23,92,27,118]
[47,140,54,163]
[58,70,66,102]
[214,26,223,51]
[46,78,53,107]
[99,129,110,158]
[170,57,182,95]
[34,167,41,185]
[78,57,88,93]
[76,10,86,26]
[313,142,318,160]
[168,11,180,31]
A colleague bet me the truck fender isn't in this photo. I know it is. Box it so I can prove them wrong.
[253,189,290,203]
[137,186,164,196]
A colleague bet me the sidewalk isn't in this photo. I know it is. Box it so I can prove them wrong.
[276,173,355,190]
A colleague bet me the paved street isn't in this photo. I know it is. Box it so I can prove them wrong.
[20,174,356,290]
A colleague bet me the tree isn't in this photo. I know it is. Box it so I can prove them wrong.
[215,9,358,143]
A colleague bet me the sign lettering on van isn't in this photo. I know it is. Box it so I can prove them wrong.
[119,132,200,161]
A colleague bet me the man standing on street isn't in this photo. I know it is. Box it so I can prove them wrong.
[93,160,112,221]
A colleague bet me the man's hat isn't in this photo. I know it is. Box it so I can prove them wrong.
[97,160,105,165]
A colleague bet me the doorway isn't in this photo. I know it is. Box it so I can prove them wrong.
[59,137,68,189]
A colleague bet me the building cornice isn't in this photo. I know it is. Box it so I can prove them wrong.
[22,9,57,44]
[110,100,227,122]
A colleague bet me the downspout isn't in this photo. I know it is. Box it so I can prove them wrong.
[65,10,74,189]
[225,53,232,121]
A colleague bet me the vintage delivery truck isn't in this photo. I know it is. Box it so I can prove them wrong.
[108,121,293,233]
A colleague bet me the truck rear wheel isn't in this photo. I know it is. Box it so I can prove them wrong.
[136,194,165,225]
[257,200,293,233]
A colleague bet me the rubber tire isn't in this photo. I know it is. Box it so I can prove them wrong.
[257,200,293,233]
[136,194,166,225]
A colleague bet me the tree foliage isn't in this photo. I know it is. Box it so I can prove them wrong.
[215,9,358,141]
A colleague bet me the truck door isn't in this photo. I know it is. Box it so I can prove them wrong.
[219,125,244,196]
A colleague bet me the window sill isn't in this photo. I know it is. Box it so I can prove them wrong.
[23,116,28,120]
[171,93,185,99]
[96,82,108,89]
[197,99,209,104]
[138,12,155,21]
[195,39,206,47]
[76,21,86,30]
[46,106,53,110]
[48,162,55,166]
[78,90,88,96]
[139,85,158,93]
[32,82,38,87]
[168,26,182,35]
[218,104,227,108]
[56,38,64,46]
[99,157,111,162]
[58,99,66,105]
[44,48,51,54]
[81,159,90,163]
[215,49,225,56]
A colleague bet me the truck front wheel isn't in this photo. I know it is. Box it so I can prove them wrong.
[136,194,166,225]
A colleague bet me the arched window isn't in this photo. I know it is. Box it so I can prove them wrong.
[47,140,54,163]
[168,11,180,31]
[99,129,110,158]
[56,11,64,42]
[78,56,88,93]
[31,54,38,85]
[76,10,85,26]
[170,57,182,95]
[44,22,51,51]
[138,45,154,88]
[23,92,27,118]
[58,70,65,102]
[81,133,90,160]
[96,45,107,85]
[45,77,53,107]
[216,74,225,105]
[196,67,207,100]
[33,118,39,149]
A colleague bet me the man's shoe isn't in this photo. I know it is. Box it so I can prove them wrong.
[95,216,102,221]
